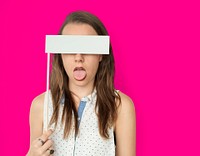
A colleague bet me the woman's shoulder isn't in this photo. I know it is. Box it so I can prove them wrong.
[115,90,135,124]
[30,91,47,115]
[116,90,135,111]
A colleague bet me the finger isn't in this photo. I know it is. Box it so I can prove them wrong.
[35,129,54,147]
[43,148,54,156]
[40,129,54,142]
[42,129,54,140]
[38,138,45,146]
[33,138,45,148]
[40,139,54,152]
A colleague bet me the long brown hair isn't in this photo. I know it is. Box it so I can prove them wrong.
[49,11,121,139]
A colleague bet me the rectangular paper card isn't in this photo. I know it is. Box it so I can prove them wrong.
[45,35,110,54]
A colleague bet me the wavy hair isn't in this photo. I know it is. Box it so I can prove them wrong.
[49,11,121,139]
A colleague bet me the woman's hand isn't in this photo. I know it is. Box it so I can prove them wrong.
[27,130,54,156]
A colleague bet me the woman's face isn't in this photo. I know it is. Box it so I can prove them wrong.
[61,23,102,88]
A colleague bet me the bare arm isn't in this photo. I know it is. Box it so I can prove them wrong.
[115,92,136,156]
[29,93,45,143]
[26,92,55,156]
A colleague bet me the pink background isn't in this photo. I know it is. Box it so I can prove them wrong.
[1,0,200,155]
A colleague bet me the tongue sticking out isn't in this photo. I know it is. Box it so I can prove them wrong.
[73,69,86,81]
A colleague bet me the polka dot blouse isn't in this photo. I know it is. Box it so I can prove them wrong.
[43,89,115,156]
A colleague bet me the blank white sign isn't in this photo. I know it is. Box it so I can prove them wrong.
[45,35,110,54]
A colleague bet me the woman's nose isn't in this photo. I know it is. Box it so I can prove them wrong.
[75,54,84,62]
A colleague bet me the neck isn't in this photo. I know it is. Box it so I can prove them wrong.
[69,82,95,100]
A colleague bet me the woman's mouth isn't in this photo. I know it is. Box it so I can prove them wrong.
[73,67,87,81]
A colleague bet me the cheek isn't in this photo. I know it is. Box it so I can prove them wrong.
[62,59,72,75]
[89,61,100,75]
[62,56,73,68]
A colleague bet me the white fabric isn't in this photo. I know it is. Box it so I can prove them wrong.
[43,90,115,156]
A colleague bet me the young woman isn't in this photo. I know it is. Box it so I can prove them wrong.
[27,11,136,156]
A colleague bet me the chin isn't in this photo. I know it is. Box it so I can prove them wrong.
[73,79,90,87]
[75,77,96,87]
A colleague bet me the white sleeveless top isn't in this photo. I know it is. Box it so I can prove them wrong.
[43,90,115,156]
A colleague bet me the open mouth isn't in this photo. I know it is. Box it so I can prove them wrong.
[73,67,87,81]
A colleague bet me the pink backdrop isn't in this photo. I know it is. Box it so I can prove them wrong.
[1,0,200,155]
